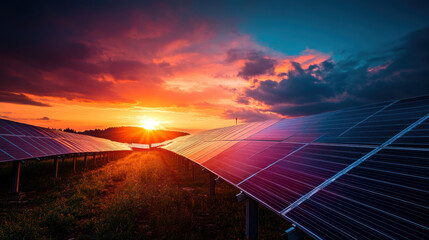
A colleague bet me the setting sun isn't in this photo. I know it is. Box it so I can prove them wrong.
[140,119,159,130]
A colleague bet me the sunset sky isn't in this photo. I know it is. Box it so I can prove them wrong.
[1,0,429,133]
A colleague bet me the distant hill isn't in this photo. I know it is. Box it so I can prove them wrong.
[80,127,188,144]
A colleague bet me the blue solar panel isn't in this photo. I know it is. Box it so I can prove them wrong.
[317,95,429,145]
[246,101,391,143]
[238,145,372,212]
[390,118,429,149]
[285,148,429,239]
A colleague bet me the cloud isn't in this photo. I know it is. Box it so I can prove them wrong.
[238,26,429,116]
[226,49,277,80]
[223,108,280,122]
[0,1,235,106]
[244,61,334,105]
[37,117,50,120]
[269,99,362,117]
[0,92,51,107]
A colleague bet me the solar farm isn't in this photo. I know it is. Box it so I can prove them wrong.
[1,95,428,239]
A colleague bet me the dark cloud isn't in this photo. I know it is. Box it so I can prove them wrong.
[0,92,50,107]
[270,99,362,117]
[225,48,247,62]
[226,49,277,80]
[239,26,429,116]
[37,117,50,120]
[235,95,250,105]
[223,108,280,122]
[0,0,208,105]
[245,61,334,105]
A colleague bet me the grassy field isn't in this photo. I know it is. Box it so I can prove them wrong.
[0,150,293,240]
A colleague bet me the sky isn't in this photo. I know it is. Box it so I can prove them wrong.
[1,0,429,132]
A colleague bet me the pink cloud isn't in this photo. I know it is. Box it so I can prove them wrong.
[0,2,334,119]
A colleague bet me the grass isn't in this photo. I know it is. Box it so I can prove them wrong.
[0,150,293,239]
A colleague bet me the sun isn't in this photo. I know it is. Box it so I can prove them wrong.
[139,119,159,130]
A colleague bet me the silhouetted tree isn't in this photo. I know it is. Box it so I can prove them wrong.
[63,128,77,133]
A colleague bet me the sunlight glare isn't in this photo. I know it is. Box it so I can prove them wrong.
[140,118,159,130]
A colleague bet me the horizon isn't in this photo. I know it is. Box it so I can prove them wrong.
[1,0,429,132]
[3,92,429,135]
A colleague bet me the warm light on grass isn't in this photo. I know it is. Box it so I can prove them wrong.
[0,151,290,239]
[139,118,159,130]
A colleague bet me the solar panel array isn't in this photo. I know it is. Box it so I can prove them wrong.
[162,95,429,240]
[0,118,131,163]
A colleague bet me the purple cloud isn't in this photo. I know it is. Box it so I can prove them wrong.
[0,92,50,107]
[226,49,277,80]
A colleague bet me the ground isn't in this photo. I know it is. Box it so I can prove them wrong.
[0,150,292,240]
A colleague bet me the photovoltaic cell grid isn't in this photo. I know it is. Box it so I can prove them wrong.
[0,118,131,162]
[238,145,373,212]
[286,148,429,239]
[162,95,429,240]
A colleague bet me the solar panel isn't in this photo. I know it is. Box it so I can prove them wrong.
[238,145,372,212]
[24,137,56,155]
[0,135,33,160]
[3,136,47,157]
[201,141,279,184]
[285,148,429,239]
[213,120,279,141]
[185,141,238,164]
[161,94,429,240]
[191,141,240,164]
[318,95,429,145]
[247,101,391,143]
[0,118,131,163]
[389,118,429,149]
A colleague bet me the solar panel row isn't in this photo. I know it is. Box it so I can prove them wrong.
[162,95,429,239]
[0,118,131,163]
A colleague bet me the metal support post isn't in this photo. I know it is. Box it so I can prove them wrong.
[192,163,196,180]
[84,154,88,168]
[73,154,76,173]
[53,156,59,179]
[185,159,189,172]
[11,161,21,193]
[246,198,259,240]
[209,172,216,196]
